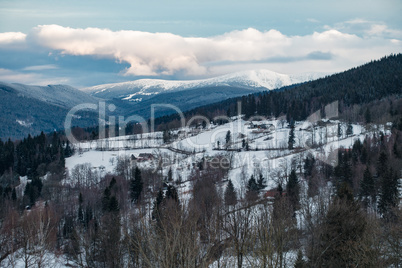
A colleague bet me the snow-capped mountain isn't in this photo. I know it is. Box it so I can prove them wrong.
[83,70,326,101]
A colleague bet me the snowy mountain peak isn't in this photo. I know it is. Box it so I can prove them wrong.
[82,70,326,101]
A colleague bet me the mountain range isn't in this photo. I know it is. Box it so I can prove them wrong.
[83,70,324,102]
[0,70,324,140]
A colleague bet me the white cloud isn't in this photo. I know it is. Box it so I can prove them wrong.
[22,64,58,71]
[0,32,26,44]
[0,68,68,85]
[307,18,320,23]
[26,24,402,77]
[328,19,402,39]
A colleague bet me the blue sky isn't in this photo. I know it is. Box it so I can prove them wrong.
[0,0,401,87]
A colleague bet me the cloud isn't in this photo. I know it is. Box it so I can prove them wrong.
[0,32,26,44]
[327,19,402,39]
[307,18,320,23]
[0,68,69,85]
[22,64,58,71]
[6,23,401,79]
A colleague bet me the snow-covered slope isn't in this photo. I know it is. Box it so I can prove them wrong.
[0,82,100,139]
[83,70,325,101]
[1,82,99,109]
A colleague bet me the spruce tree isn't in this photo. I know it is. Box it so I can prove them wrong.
[167,167,173,182]
[359,167,375,207]
[377,151,388,177]
[108,196,119,212]
[130,167,143,203]
[166,185,179,204]
[224,179,237,206]
[346,121,353,136]
[378,167,399,218]
[286,169,300,211]
[294,249,306,268]
[318,184,368,267]
[288,121,295,149]
[225,130,231,147]
[102,187,111,212]
[337,123,343,139]
[257,173,266,190]
[247,175,258,192]
[152,189,164,221]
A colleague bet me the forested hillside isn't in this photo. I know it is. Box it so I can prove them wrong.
[153,54,402,131]
[0,55,401,267]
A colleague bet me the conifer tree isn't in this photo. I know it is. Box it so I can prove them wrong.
[165,185,179,204]
[337,123,343,139]
[257,173,266,190]
[377,151,388,177]
[317,184,368,267]
[286,169,300,211]
[247,175,258,192]
[130,166,143,203]
[294,249,306,268]
[225,130,231,147]
[167,167,173,182]
[378,167,399,218]
[288,121,295,149]
[224,179,237,206]
[346,121,353,136]
[359,167,375,207]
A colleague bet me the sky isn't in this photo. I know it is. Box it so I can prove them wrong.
[0,0,401,88]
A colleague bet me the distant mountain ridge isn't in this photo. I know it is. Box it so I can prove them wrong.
[1,82,99,109]
[0,82,99,140]
[83,70,325,102]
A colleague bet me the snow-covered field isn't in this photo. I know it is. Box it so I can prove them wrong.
[65,117,390,196]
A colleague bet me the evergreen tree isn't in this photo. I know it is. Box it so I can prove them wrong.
[152,189,164,221]
[247,175,259,192]
[317,184,368,267]
[286,170,300,211]
[163,130,171,144]
[102,187,111,212]
[288,121,295,149]
[108,196,120,212]
[294,249,306,268]
[359,167,376,207]
[337,123,343,139]
[346,121,353,136]
[130,167,143,203]
[167,167,173,182]
[225,130,231,147]
[165,185,179,204]
[376,151,388,177]
[246,175,259,201]
[224,179,237,206]
[378,167,399,219]
[257,173,266,190]
[334,151,353,187]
